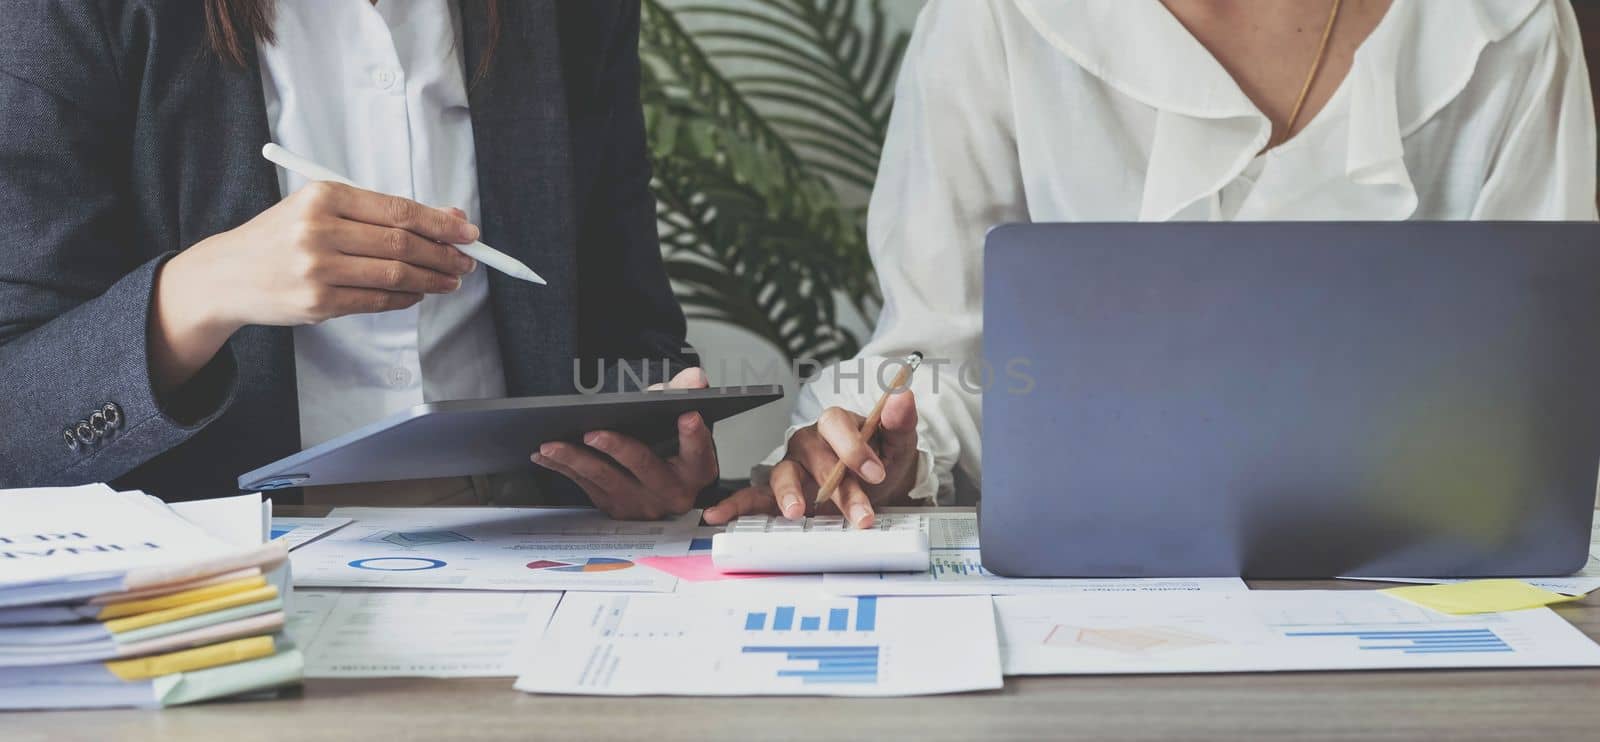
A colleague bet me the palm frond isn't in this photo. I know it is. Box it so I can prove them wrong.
[674,0,908,188]
[639,0,907,363]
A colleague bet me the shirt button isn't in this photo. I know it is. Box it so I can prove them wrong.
[386,367,414,387]
[373,68,398,90]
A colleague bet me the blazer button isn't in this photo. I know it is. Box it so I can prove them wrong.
[89,411,110,438]
[63,428,80,452]
[74,421,97,446]
[102,402,122,429]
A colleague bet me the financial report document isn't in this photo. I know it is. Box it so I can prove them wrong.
[290,508,697,592]
[823,513,1248,595]
[514,592,1002,696]
[996,590,1600,675]
[287,590,560,678]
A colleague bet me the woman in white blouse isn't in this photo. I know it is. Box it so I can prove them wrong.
[705,0,1598,527]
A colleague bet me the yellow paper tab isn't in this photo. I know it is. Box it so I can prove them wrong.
[105,584,279,634]
[96,576,268,620]
[103,635,277,681]
[1382,579,1580,615]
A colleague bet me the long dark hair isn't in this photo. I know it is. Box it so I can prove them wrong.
[203,0,501,84]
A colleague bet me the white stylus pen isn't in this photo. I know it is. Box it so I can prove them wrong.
[261,143,546,285]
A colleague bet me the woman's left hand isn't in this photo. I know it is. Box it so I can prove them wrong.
[531,367,719,520]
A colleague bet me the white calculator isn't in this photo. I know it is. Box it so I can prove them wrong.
[710,514,931,573]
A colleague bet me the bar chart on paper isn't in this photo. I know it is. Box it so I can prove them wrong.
[743,597,878,632]
[741,598,880,685]
[1281,628,1512,655]
[515,593,1001,696]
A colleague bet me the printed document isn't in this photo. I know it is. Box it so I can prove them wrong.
[996,590,1600,675]
[515,592,1001,696]
[291,508,697,592]
[288,589,560,678]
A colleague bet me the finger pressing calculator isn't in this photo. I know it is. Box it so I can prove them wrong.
[710,514,931,573]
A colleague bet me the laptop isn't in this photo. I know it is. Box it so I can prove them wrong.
[979,222,1600,579]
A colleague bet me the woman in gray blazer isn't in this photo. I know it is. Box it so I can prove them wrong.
[0,0,718,516]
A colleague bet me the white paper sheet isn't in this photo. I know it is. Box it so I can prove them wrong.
[287,589,561,678]
[290,508,696,592]
[270,517,353,551]
[0,486,242,589]
[515,592,1002,696]
[168,493,268,548]
[997,590,1600,675]
[823,513,1248,595]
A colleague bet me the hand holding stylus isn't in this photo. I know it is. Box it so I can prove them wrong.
[261,144,545,285]
[149,165,483,392]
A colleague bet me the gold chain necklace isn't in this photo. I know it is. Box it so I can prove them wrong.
[1280,0,1344,145]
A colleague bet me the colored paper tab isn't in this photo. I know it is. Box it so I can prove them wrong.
[105,585,279,634]
[1382,579,1580,615]
[104,635,277,681]
[96,576,268,619]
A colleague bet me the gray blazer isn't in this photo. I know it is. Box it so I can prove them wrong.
[0,1,694,500]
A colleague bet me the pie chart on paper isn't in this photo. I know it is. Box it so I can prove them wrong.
[525,557,635,573]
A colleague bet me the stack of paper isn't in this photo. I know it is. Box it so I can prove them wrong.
[0,486,303,709]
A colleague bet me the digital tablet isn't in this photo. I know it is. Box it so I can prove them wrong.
[237,385,784,491]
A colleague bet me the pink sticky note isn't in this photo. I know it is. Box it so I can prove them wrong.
[638,555,778,582]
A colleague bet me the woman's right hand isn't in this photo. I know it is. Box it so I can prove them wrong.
[150,182,479,391]
[703,391,922,528]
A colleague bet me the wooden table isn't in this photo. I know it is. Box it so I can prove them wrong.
[8,508,1598,742]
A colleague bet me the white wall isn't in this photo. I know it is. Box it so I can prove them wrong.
[667,0,928,478]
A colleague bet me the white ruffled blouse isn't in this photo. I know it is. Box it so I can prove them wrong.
[761,0,1598,505]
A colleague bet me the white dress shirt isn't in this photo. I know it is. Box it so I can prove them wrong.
[258,0,507,448]
[762,0,1598,505]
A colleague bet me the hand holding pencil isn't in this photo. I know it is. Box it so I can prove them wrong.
[704,353,925,529]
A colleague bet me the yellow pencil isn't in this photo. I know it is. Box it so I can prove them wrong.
[814,352,924,505]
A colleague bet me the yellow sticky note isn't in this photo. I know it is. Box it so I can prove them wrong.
[1381,579,1579,615]
[103,635,276,681]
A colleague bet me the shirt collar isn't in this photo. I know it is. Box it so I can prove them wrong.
[1011,0,1545,221]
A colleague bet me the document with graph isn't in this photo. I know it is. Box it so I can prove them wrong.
[996,590,1600,675]
[823,513,1247,595]
[289,508,697,592]
[514,592,1001,696]
[287,589,560,678]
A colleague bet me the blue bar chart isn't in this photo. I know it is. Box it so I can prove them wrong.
[516,592,1004,696]
[742,646,881,684]
[1283,628,1513,654]
[743,598,878,633]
